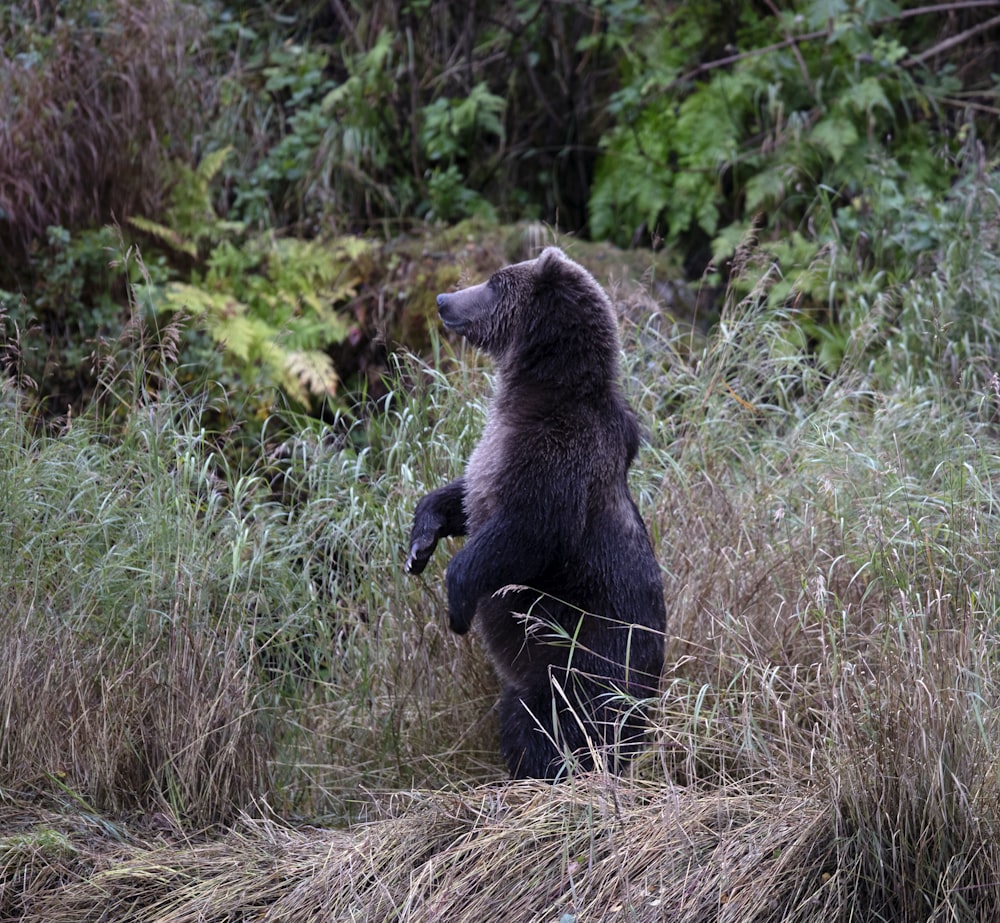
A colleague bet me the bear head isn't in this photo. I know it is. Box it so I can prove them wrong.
[435,247,620,388]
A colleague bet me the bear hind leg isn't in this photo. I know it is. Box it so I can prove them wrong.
[499,684,564,781]
[499,679,651,780]
[498,682,597,781]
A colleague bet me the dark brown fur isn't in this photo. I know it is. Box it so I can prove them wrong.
[406,247,665,779]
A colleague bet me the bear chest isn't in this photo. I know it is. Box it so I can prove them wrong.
[463,413,509,533]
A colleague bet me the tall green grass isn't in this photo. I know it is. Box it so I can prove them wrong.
[0,325,505,827]
[2,170,1000,919]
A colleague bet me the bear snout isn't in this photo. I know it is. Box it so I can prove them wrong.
[436,292,465,333]
[436,281,495,338]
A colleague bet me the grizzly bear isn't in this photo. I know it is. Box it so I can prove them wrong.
[405,246,665,780]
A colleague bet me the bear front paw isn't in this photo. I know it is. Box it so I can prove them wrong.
[404,531,437,575]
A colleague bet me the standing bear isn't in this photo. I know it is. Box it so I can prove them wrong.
[405,246,666,780]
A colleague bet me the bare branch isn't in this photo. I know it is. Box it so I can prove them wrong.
[906,11,1000,67]
[663,1,1000,93]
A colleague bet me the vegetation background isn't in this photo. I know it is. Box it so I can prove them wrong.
[2,0,1000,920]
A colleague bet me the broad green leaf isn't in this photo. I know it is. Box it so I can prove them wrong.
[842,77,893,117]
[810,117,859,163]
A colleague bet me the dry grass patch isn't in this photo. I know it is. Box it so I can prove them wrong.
[0,0,212,257]
[6,778,836,923]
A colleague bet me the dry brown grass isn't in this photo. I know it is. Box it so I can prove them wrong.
[4,778,838,923]
[0,0,212,258]
[0,615,267,828]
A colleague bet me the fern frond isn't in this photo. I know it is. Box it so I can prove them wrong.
[128,216,197,258]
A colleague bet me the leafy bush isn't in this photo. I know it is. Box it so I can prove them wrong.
[0,225,138,414]
[198,0,640,234]
[589,1,985,256]
[225,35,395,231]
[419,81,506,222]
[588,1,1000,385]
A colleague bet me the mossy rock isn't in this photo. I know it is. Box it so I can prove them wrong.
[335,220,700,399]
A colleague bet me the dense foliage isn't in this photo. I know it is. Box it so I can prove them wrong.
[2,0,998,420]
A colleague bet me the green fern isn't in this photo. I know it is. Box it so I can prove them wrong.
[589,1,958,252]
[128,215,199,259]
[130,148,239,258]
[154,234,368,408]
[131,147,370,411]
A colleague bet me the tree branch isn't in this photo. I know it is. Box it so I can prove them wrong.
[906,11,1000,67]
[664,1,1000,92]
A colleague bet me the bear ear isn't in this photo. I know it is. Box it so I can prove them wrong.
[535,246,567,277]
[537,246,566,263]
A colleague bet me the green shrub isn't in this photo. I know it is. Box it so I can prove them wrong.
[0,225,144,415]
[590,1,970,256]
